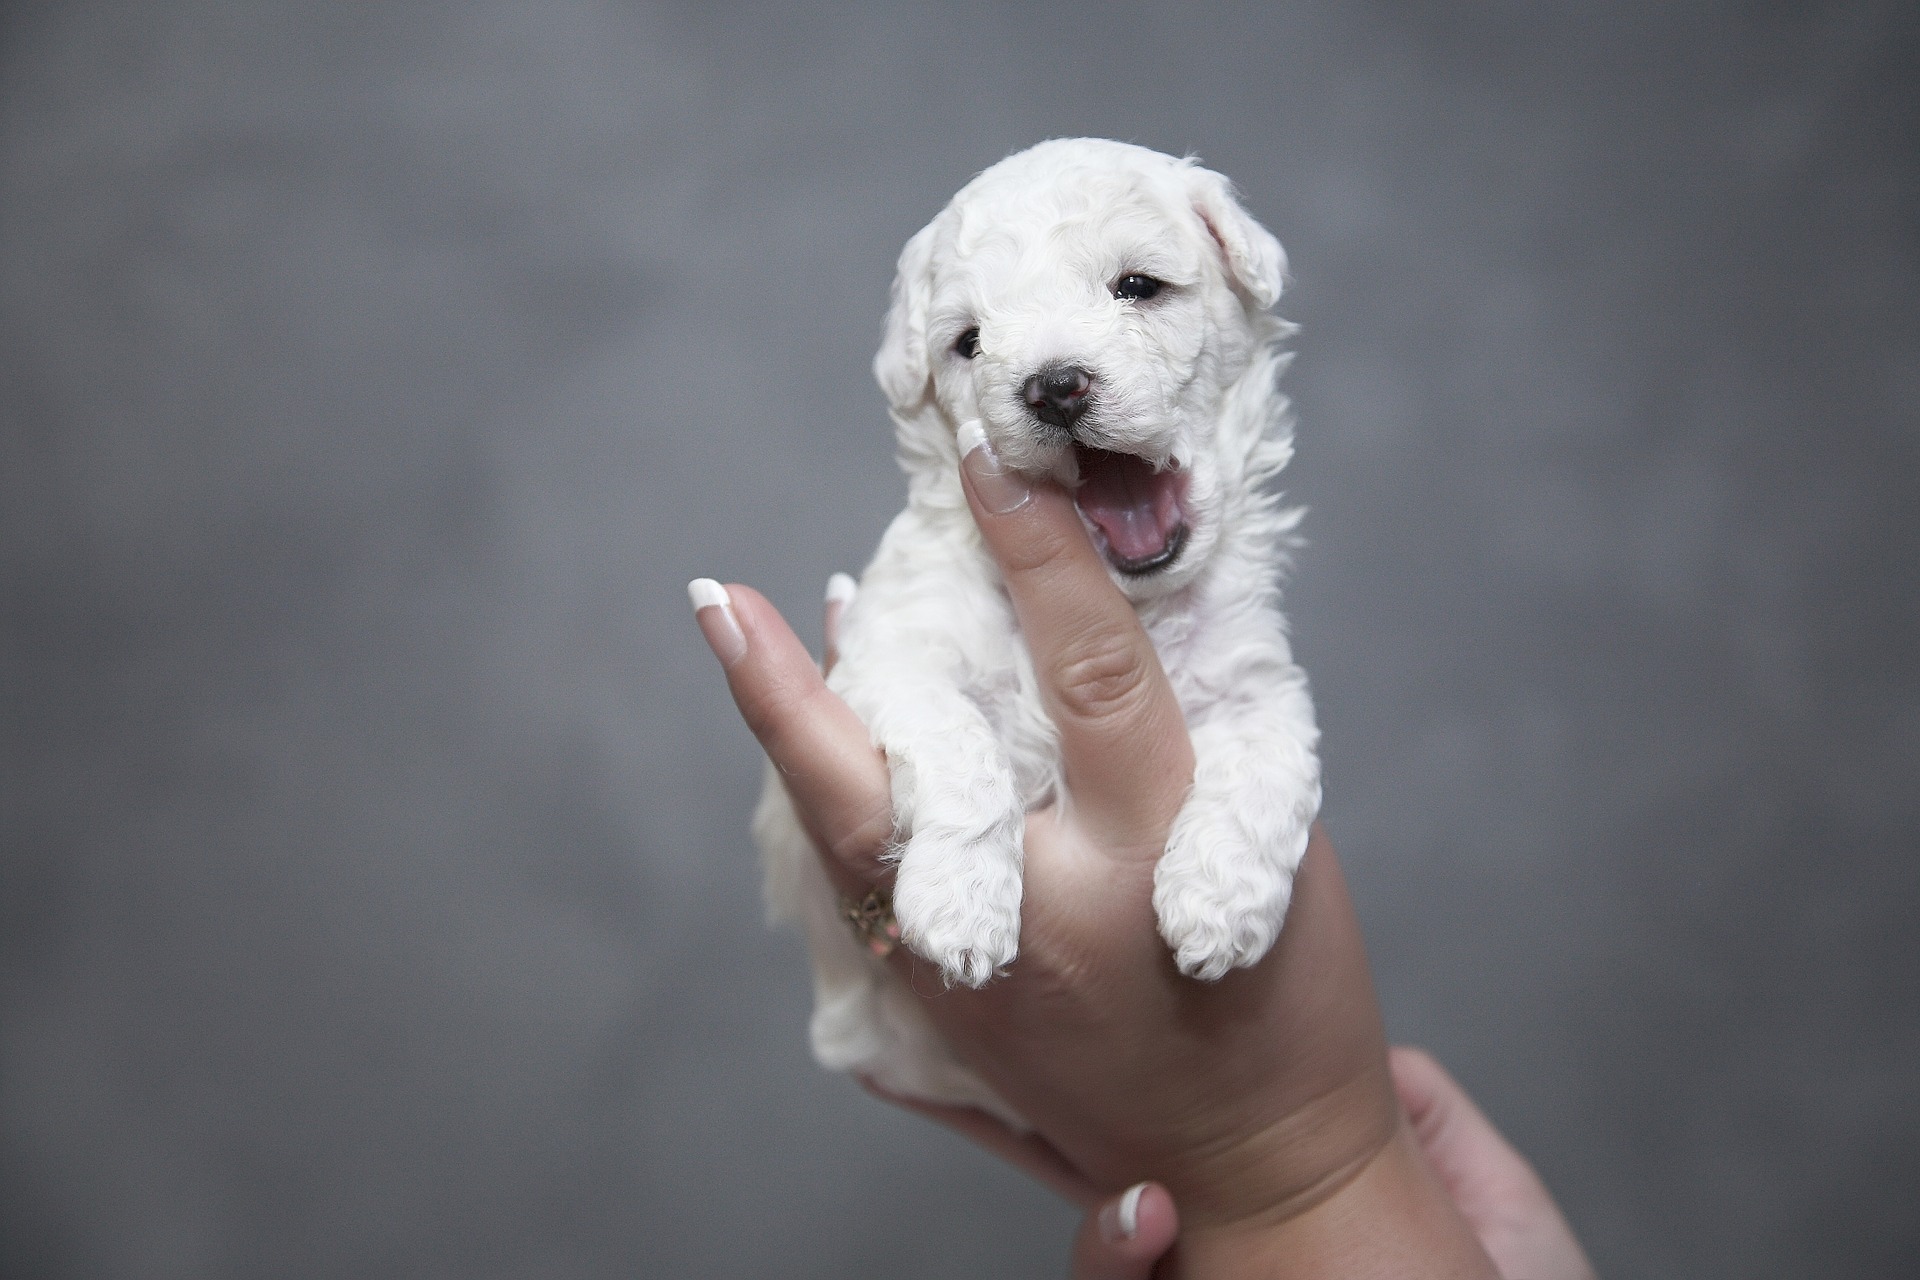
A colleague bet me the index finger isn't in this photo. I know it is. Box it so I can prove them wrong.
[956,422,1194,850]
[688,580,894,891]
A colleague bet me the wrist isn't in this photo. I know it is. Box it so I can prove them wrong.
[1168,1121,1500,1280]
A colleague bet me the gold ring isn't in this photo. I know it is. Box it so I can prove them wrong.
[842,887,901,958]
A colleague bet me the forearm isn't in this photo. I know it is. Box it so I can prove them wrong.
[1168,1120,1501,1280]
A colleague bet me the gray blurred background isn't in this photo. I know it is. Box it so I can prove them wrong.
[3,2,1916,1276]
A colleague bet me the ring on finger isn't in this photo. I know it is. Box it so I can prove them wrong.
[842,886,901,958]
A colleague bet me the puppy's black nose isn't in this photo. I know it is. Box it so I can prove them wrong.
[1022,363,1094,431]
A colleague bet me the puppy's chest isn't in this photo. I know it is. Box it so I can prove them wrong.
[958,650,1059,809]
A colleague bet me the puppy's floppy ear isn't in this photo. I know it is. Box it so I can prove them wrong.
[1186,163,1286,311]
[873,218,940,412]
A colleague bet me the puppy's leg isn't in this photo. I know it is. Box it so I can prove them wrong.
[841,667,1025,988]
[757,752,1026,1122]
[1153,679,1320,980]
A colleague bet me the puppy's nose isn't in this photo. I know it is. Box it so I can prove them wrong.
[1022,364,1094,431]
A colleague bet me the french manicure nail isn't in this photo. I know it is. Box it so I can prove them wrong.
[687,578,748,667]
[825,572,857,608]
[1098,1182,1147,1243]
[957,419,1031,515]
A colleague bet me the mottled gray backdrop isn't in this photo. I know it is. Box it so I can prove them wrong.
[4,2,1916,1277]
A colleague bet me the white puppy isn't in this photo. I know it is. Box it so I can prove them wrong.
[754,139,1320,1125]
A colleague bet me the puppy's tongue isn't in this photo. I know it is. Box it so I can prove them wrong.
[1073,446,1188,572]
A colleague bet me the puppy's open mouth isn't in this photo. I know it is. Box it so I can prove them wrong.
[1072,446,1191,576]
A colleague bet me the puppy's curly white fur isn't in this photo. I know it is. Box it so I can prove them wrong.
[754,139,1321,1126]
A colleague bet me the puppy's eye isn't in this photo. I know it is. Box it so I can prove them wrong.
[954,327,981,359]
[1114,274,1163,301]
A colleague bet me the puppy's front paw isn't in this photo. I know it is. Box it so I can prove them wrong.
[892,830,1023,988]
[1152,815,1307,981]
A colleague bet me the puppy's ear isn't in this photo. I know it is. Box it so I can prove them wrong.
[873,218,939,412]
[1186,164,1286,311]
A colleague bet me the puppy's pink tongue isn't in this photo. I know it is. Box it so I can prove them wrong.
[1073,447,1187,567]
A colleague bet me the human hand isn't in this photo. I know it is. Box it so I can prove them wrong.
[1390,1048,1596,1280]
[693,436,1498,1276]
[1064,1050,1597,1280]
[1077,1050,1596,1279]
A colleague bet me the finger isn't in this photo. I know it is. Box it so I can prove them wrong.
[1390,1047,1597,1280]
[823,572,856,675]
[688,579,894,889]
[857,1077,1100,1208]
[955,422,1194,848]
[1391,1045,1533,1202]
[1069,1182,1178,1280]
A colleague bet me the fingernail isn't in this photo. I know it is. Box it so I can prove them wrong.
[825,572,857,608]
[1098,1182,1147,1243]
[687,578,748,667]
[957,419,1031,515]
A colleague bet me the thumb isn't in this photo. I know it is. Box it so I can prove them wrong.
[1069,1182,1178,1280]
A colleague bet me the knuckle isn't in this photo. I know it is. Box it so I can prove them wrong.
[738,666,818,745]
[1050,629,1151,724]
[737,656,814,736]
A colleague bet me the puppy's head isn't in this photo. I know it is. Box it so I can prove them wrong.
[876,138,1288,598]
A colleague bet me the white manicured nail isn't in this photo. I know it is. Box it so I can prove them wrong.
[825,572,857,607]
[956,418,988,457]
[956,419,1030,515]
[1099,1182,1147,1243]
[687,578,747,667]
